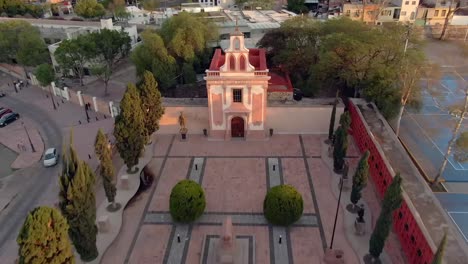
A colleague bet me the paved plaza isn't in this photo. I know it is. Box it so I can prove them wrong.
[100,134,404,264]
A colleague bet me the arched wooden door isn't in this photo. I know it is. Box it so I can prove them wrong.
[231,117,244,138]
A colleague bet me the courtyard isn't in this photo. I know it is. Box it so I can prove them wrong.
[100,134,404,264]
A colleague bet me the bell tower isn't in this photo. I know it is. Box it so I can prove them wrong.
[219,21,255,75]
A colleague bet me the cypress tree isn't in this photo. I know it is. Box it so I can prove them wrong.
[17,206,75,264]
[369,173,403,259]
[114,83,146,172]
[99,137,117,209]
[431,232,447,264]
[94,129,108,162]
[339,111,351,131]
[328,91,339,141]
[59,137,98,261]
[333,126,348,172]
[350,151,370,207]
[139,71,165,143]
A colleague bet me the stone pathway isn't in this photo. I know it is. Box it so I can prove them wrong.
[320,140,392,264]
[77,139,155,264]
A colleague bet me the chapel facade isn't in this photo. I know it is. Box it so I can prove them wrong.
[204,28,274,140]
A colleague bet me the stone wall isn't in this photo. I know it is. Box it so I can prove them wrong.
[265,105,344,134]
[267,91,293,101]
[425,25,468,40]
[158,106,210,134]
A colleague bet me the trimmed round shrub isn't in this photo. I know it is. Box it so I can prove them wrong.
[169,179,206,222]
[263,185,304,226]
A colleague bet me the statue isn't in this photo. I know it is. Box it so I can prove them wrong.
[178,111,186,130]
[178,112,188,139]
[217,216,236,264]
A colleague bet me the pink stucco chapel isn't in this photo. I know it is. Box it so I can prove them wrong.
[204,27,293,140]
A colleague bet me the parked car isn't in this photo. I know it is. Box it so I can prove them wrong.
[43,148,58,167]
[0,108,12,118]
[0,112,19,127]
[293,88,303,101]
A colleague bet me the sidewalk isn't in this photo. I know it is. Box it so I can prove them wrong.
[76,135,156,264]
[0,116,44,169]
[320,139,403,264]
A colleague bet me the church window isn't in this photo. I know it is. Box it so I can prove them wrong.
[234,38,240,50]
[239,55,246,71]
[229,55,236,71]
[233,89,242,102]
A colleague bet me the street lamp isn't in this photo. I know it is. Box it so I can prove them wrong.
[48,85,57,110]
[22,122,36,153]
[84,102,90,122]
[329,167,345,250]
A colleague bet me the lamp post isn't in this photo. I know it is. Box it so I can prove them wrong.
[84,102,90,122]
[22,122,36,153]
[329,173,344,250]
[48,85,57,110]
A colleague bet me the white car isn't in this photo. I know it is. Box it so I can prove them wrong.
[43,148,58,167]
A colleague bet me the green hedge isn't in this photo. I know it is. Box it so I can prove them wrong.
[169,180,206,223]
[263,185,304,226]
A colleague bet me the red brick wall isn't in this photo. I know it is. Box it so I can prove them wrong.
[69,90,81,105]
[348,101,434,264]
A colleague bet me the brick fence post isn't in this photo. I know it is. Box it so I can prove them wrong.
[92,97,98,112]
[77,91,84,106]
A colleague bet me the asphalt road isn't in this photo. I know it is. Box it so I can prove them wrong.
[0,94,62,253]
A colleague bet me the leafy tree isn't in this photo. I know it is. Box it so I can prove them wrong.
[35,64,55,87]
[54,36,95,86]
[263,184,304,226]
[234,0,248,8]
[138,71,165,143]
[0,20,48,67]
[88,29,131,95]
[350,151,370,207]
[131,30,177,89]
[257,16,320,94]
[160,12,218,62]
[59,136,98,261]
[287,0,308,13]
[170,180,206,222]
[454,131,468,162]
[369,173,403,259]
[394,48,426,136]
[75,0,105,19]
[431,232,447,264]
[17,206,75,264]
[181,62,196,84]
[114,84,146,171]
[339,111,351,131]
[333,126,348,172]
[107,0,130,21]
[328,92,338,141]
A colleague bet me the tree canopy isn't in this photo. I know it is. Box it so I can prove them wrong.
[0,20,49,66]
[75,0,105,19]
[17,206,75,264]
[88,28,131,95]
[131,30,177,89]
[54,36,95,86]
[258,17,425,119]
[139,71,165,142]
[114,84,146,171]
[35,64,55,87]
[160,12,218,62]
[59,136,98,261]
[0,0,46,18]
